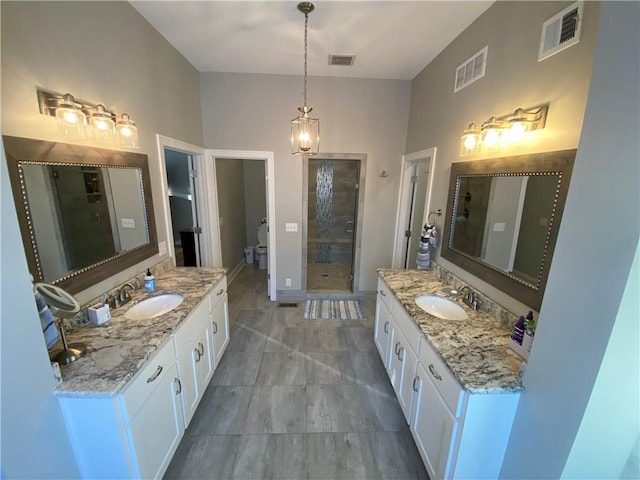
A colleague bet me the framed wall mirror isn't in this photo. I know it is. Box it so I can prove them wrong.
[3,136,158,294]
[441,149,576,310]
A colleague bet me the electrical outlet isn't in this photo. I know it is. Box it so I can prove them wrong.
[285,278,292,287]
[285,223,298,232]
[121,218,135,229]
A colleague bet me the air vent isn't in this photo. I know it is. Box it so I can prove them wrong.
[454,46,488,93]
[329,54,355,66]
[539,2,583,61]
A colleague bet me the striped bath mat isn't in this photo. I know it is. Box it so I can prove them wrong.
[304,300,365,320]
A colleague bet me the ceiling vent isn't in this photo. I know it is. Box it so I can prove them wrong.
[329,54,355,66]
[539,2,583,61]
[454,46,488,93]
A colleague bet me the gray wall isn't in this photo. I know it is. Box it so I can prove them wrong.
[243,159,267,247]
[216,159,248,268]
[1,2,203,477]
[502,2,640,477]
[200,72,411,291]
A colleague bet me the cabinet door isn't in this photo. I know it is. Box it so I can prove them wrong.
[387,322,406,396]
[194,322,214,391]
[211,293,230,367]
[398,340,418,422]
[411,363,458,480]
[127,362,184,480]
[374,297,392,369]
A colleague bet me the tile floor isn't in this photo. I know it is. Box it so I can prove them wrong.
[164,265,428,480]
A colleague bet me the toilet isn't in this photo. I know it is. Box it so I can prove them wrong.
[254,222,268,270]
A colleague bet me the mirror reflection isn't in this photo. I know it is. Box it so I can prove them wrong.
[451,174,559,288]
[22,164,149,282]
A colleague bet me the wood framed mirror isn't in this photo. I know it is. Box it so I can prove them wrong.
[3,136,158,294]
[441,149,576,310]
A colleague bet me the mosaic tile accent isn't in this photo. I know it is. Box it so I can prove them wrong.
[315,160,334,263]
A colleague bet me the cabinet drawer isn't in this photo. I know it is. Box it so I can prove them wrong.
[210,277,227,310]
[377,277,393,311]
[120,340,176,422]
[418,337,464,417]
[391,298,421,355]
[173,295,210,356]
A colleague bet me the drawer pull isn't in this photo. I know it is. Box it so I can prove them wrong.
[413,375,420,392]
[394,342,401,355]
[428,363,442,381]
[383,321,389,334]
[174,377,182,395]
[398,346,404,362]
[146,365,163,383]
[216,288,224,296]
[198,342,205,356]
[194,347,201,362]
[379,289,386,297]
[212,321,218,334]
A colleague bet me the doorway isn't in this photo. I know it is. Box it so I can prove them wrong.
[304,154,366,294]
[163,148,202,267]
[392,148,437,269]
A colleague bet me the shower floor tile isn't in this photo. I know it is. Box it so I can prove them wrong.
[307,263,352,292]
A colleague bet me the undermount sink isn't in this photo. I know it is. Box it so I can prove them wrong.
[124,294,184,320]
[415,294,468,320]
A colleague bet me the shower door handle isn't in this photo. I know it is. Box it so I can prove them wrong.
[345,220,354,233]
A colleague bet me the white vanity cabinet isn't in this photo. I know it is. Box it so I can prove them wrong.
[174,294,214,426]
[57,276,229,480]
[209,279,230,368]
[374,277,521,480]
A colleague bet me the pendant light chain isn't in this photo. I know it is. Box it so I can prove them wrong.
[303,11,309,109]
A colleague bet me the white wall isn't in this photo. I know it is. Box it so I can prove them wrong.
[108,168,148,251]
[200,72,411,291]
[501,2,640,477]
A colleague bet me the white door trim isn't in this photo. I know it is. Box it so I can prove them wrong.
[392,147,437,268]
[205,149,277,301]
[155,135,207,265]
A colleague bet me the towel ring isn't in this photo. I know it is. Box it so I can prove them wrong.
[427,209,442,225]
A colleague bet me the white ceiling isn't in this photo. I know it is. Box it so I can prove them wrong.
[130,1,494,81]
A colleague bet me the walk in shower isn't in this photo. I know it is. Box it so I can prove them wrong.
[304,156,364,293]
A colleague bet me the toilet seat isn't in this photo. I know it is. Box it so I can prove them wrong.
[257,223,267,246]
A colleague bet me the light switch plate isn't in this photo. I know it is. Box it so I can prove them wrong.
[493,222,506,232]
[285,223,298,232]
[121,218,135,229]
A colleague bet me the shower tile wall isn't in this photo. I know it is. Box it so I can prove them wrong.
[307,160,359,266]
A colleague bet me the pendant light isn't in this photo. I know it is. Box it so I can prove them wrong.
[291,2,320,155]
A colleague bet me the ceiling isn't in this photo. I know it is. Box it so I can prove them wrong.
[130,1,494,81]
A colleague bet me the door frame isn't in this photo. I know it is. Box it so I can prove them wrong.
[392,147,437,268]
[156,135,208,264]
[205,149,277,301]
[302,153,367,294]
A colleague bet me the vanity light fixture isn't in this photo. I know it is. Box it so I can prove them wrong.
[460,104,548,156]
[37,88,139,148]
[291,2,320,155]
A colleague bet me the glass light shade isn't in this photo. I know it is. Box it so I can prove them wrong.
[116,113,139,148]
[460,123,481,156]
[55,94,86,139]
[89,105,115,145]
[291,112,320,154]
[481,117,504,152]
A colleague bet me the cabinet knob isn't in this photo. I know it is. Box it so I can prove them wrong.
[146,365,163,383]
[428,363,443,381]
[216,289,224,296]
[194,347,201,362]
[383,321,389,334]
[212,321,218,334]
[198,342,204,356]
[398,346,404,362]
[379,289,386,297]
[174,377,182,395]
[413,375,420,392]
[394,342,401,355]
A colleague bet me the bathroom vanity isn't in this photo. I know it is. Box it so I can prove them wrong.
[375,269,523,479]
[54,267,229,480]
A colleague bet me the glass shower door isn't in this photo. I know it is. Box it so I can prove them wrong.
[307,159,360,293]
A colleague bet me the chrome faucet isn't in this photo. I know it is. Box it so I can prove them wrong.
[458,286,482,311]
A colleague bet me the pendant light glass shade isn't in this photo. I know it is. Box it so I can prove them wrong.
[116,113,139,148]
[291,2,320,155]
[89,104,115,145]
[55,94,86,140]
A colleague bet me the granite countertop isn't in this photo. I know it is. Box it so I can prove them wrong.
[54,267,226,398]
[378,269,524,394]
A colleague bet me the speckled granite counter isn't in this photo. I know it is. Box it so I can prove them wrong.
[378,268,524,394]
[54,267,226,398]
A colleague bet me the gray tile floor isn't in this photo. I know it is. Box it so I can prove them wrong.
[164,265,428,480]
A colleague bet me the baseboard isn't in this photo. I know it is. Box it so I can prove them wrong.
[276,290,376,301]
[227,259,246,285]
[276,290,306,302]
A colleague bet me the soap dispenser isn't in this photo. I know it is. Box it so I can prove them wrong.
[144,269,155,292]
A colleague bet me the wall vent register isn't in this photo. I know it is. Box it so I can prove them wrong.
[454,46,488,93]
[538,1,583,61]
